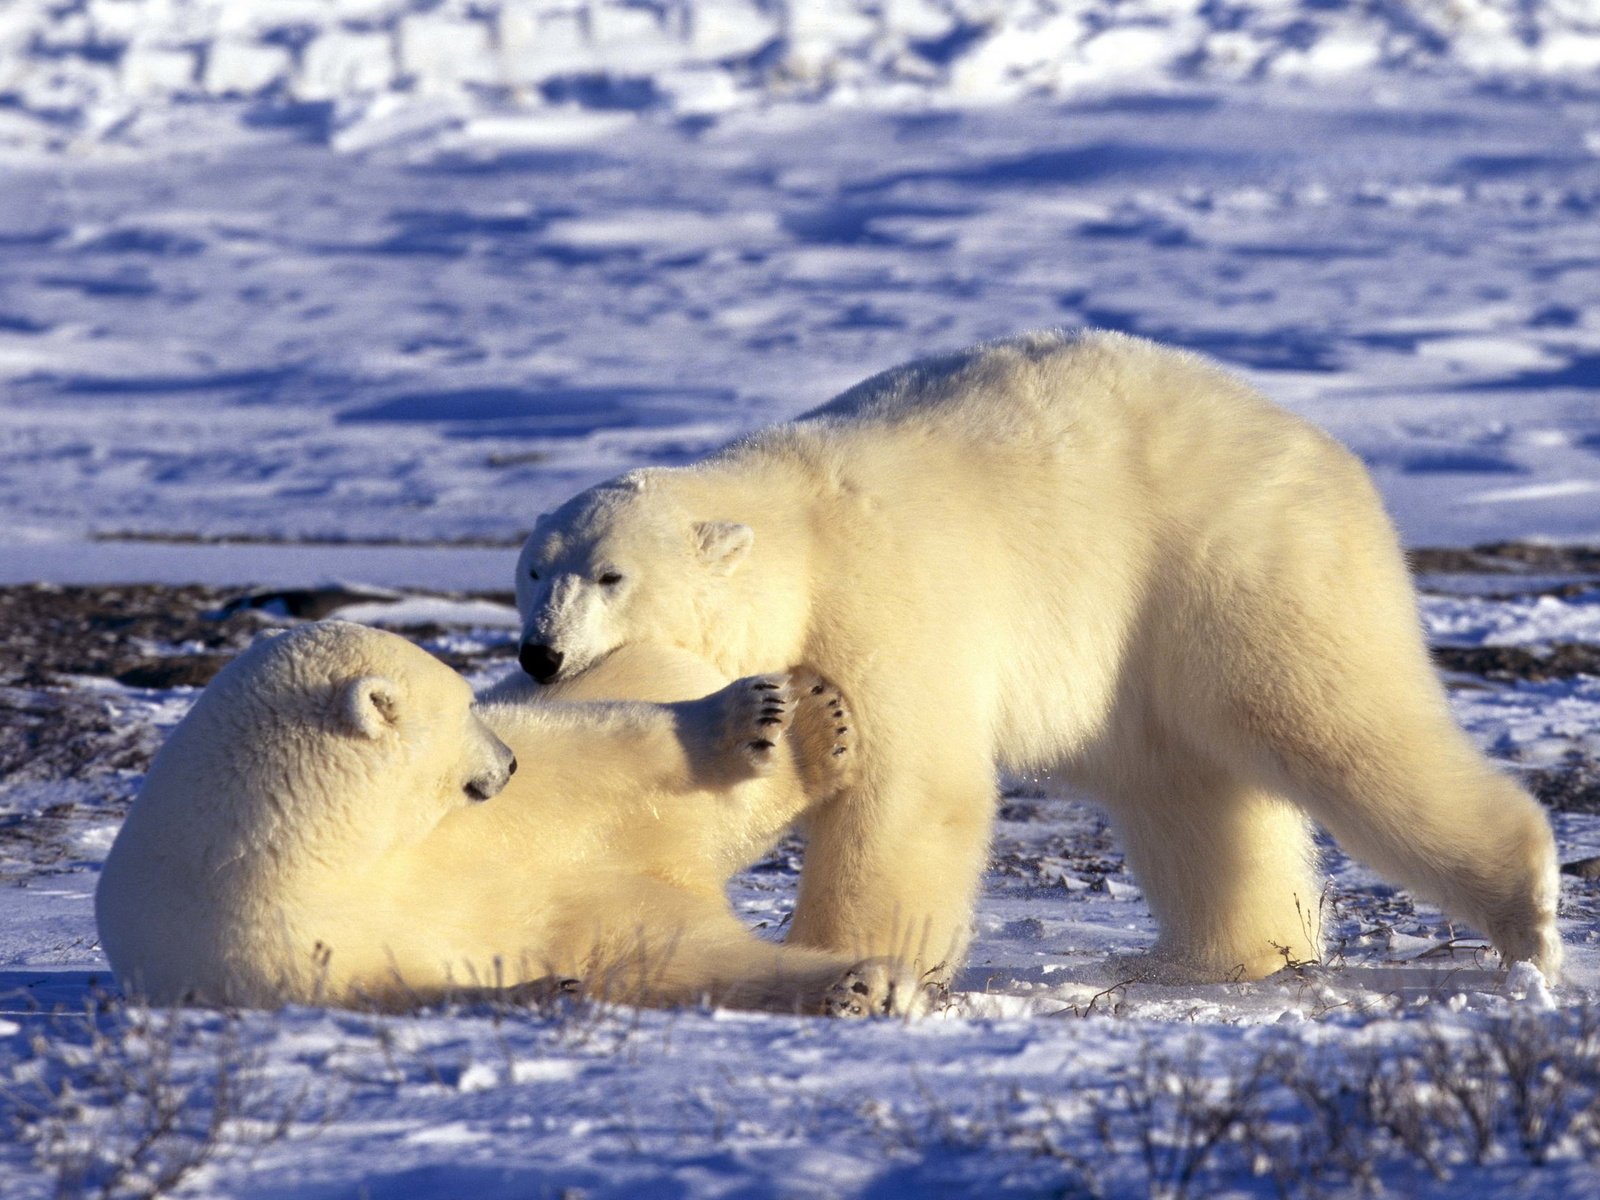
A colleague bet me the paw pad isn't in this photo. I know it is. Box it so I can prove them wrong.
[724,674,793,773]
[790,671,858,791]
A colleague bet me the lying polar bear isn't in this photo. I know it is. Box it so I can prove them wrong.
[95,621,902,1012]
[513,329,1563,988]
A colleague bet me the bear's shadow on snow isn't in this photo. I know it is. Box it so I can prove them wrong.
[35,270,160,299]
[954,958,1508,1010]
[1453,353,1600,393]
[0,967,108,1014]
[337,385,737,438]
[780,199,972,248]
[850,140,1257,193]
[406,148,616,179]
[276,1164,615,1200]
[1446,151,1600,183]
[40,365,308,402]
[1380,451,1528,475]
[365,207,561,256]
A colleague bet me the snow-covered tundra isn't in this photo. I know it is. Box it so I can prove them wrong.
[95,621,884,1012]
[514,330,1563,999]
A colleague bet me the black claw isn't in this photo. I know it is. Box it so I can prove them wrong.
[758,716,783,726]
[748,739,775,751]
[851,980,870,995]
[833,746,848,756]
[810,684,825,694]
[836,726,848,735]
[754,682,781,690]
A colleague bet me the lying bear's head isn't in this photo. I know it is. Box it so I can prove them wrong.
[96,621,518,1005]
[515,471,754,685]
[113,621,516,879]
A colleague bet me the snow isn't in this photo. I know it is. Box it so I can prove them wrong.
[1423,590,1600,647]
[0,540,515,590]
[0,0,1599,160]
[1,82,1598,557]
[2,1,1600,1196]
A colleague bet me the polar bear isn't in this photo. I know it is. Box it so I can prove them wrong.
[94,621,901,1012]
[513,329,1563,987]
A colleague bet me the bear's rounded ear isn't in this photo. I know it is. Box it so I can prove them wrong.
[340,676,401,739]
[692,521,753,575]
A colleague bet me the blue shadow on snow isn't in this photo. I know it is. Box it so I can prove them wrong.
[338,385,737,438]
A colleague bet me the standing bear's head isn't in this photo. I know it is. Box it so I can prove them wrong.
[95,621,517,1006]
[515,470,757,685]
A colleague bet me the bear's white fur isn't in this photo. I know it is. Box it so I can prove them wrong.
[95,622,904,1012]
[514,329,1563,984]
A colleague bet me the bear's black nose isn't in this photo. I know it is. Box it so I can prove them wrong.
[520,642,564,683]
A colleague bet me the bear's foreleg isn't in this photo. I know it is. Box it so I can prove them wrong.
[483,674,799,798]
[785,732,997,980]
[575,890,935,1015]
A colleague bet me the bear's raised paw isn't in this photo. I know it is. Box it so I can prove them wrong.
[720,673,793,776]
[790,670,858,797]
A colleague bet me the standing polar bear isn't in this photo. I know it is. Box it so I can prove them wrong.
[95,621,889,1012]
[515,329,1563,988]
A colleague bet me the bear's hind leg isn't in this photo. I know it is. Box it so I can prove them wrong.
[1105,760,1323,984]
[1258,711,1562,979]
[1201,531,1562,978]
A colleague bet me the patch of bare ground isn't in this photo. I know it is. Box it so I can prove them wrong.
[1412,543,1600,815]
[0,582,516,874]
[1410,542,1600,576]
[1432,643,1600,684]
[0,583,266,692]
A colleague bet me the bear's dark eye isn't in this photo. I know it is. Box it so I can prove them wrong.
[528,568,539,581]
[598,571,624,587]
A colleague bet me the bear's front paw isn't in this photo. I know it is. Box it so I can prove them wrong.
[790,670,858,797]
[504,975,586,1007]
[721,673,793,776]
[822,958,939,1019]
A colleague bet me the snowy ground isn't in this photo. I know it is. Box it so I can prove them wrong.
[2,80,1599,555]
[3,569,1600,1198]
[4,2,1600,1194]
